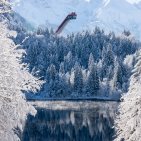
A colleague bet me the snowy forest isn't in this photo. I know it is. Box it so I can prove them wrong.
[1,0,141,141]
[14,27,139,99]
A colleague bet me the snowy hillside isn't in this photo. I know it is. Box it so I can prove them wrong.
[13,0,141,39]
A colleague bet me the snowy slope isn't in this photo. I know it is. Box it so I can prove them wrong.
[13,0,141,39]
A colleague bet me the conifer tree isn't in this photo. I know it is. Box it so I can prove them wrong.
[87,55,100,95]
[87,64,99,96]
[73,62,83,94]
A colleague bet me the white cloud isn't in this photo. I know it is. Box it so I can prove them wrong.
[126,0,141,4]
[85,0,91,2]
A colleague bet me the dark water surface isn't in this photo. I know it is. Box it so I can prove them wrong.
[22,101,118,141]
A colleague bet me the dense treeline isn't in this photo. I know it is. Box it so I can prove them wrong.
[17,27,139,99]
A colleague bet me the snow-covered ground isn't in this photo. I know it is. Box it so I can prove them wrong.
[13,0,141,39]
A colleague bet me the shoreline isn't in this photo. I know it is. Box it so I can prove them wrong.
[27,97,120,102]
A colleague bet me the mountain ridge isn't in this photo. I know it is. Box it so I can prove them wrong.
[12,0,141,39]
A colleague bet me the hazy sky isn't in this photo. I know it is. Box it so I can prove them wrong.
[126,0,141,4]
[12,0,141,4]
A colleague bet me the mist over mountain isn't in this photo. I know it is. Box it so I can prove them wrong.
[13,0,141,39]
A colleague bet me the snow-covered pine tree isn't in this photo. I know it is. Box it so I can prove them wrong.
[88,53,95,70]
[86,55,99,96]
[20,25,139,98]
[112,57,128,92]
[0,22,41,141]
[59,62,65,75]
[101,43,114,80]
[115,49,141,141]
[73,62,83,94]
[112,58,123,90]
[64,51,73,72]
[48,64,56,81]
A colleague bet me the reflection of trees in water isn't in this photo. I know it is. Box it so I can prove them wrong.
[22,108,115,141]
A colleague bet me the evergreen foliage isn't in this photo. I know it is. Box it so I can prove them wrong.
[17,27,139,98]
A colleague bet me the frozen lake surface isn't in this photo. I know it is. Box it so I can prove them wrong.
[22,101,118,141]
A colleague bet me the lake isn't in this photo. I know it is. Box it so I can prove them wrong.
[22,101,118,141]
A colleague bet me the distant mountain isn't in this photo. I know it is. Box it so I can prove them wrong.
[13,0,141,38]
[0,2,33,32]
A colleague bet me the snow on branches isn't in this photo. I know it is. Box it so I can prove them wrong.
[115,49,141,141]
[0,22,42,140]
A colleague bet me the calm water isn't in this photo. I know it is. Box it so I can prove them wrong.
[22,101,118,141]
